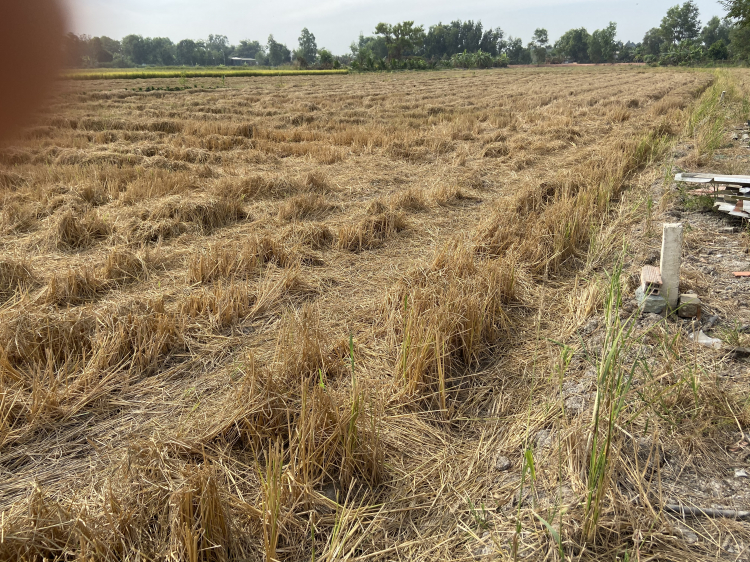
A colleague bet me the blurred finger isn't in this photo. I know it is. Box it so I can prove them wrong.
[0,0,65,143]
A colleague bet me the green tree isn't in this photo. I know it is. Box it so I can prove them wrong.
[720,0,750,27]
[532,28,548,46]
[729,24,750,59]
[297,28,318,65]
[318,48,334,67]
[555,27,590,62]
[176,39,198,65]
[206,34,231,65]
[88,37,113,64]
[708,39,729,58]
[588,22,618,63]
[99,36,121,56]
[660,1,701,45]
[62,33,87,67]
[642,27,666,55]
[374,21,425,60]
[267,35,291,66]
[235,40,265,60]
[617,41,636,62]
[145,37,175,66]
[122,34,147,65]
[505,36,530,64]
[701,16,732,47]
[530,28,548,63]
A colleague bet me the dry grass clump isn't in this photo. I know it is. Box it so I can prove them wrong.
[385,240,515,411]
[121,170,196,204]
[183,268,314,331]
[302,170,330,192]
[481,142,510,158]
[277,193,335,221]
[128,218,190,244]
[52,210,112,250]
[432,184,470,206]
[389,188,427,211]
[649,95,688,116]
[214,174,298,200]
[336,210,407,251]
[257,305,382,486]
[76,183,111,207]
[187,236,294,284]
[607,106,631,122]
[0,307,96,367]
[92,301,184,375]
[1,199,44,233]
[0,299,183,377]
[0,170,26,190]
[385,140,431,162]
[0,259,37,302]
[180,281,258,330]
[365,199,388,215]
[40,266,106,305]
[100,248,150,283]
[475,123,675,272]
[283,222,335,250]
[149,196,246,234]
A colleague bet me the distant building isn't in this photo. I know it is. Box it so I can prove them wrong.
[230,57,257,66]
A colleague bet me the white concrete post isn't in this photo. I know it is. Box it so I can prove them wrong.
[659,223,683,311]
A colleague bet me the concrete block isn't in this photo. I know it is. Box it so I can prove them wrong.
[659,223,683,310]
[636,286,666,314]
[678,293,701,318]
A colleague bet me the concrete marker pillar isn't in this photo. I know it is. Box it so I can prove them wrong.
[659,222,683,311]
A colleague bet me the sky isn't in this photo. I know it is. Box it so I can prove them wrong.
[65,0,728,54]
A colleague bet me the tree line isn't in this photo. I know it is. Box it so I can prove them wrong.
[64,29,338,69]
[64,0,750,70]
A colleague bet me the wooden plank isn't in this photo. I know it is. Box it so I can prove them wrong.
[675,172,750,186]
[675,173,714,183]
[734,272,750,277]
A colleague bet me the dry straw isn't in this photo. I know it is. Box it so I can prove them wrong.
[2,66,742,561]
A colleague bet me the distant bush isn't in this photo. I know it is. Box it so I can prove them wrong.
[708,40,729,60]
[350,49,509,73]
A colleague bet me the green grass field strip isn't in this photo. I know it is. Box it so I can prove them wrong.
[64,69,349,80]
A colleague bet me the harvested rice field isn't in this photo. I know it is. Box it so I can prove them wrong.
[3,66,749,561]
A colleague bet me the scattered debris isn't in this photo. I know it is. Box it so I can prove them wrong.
[675,172,750,219]
[728,347,750,359]
[688,330,722,349]
[495,455,512,472]
[729,433,750,453]
[735,468,749,478]
[633,436,666,470]
[471,532,495,559]
[677,293,701,318]
[665,504,750,520]
[672,521,699,544]
[535,429,556,450]
[703,315,721,330]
